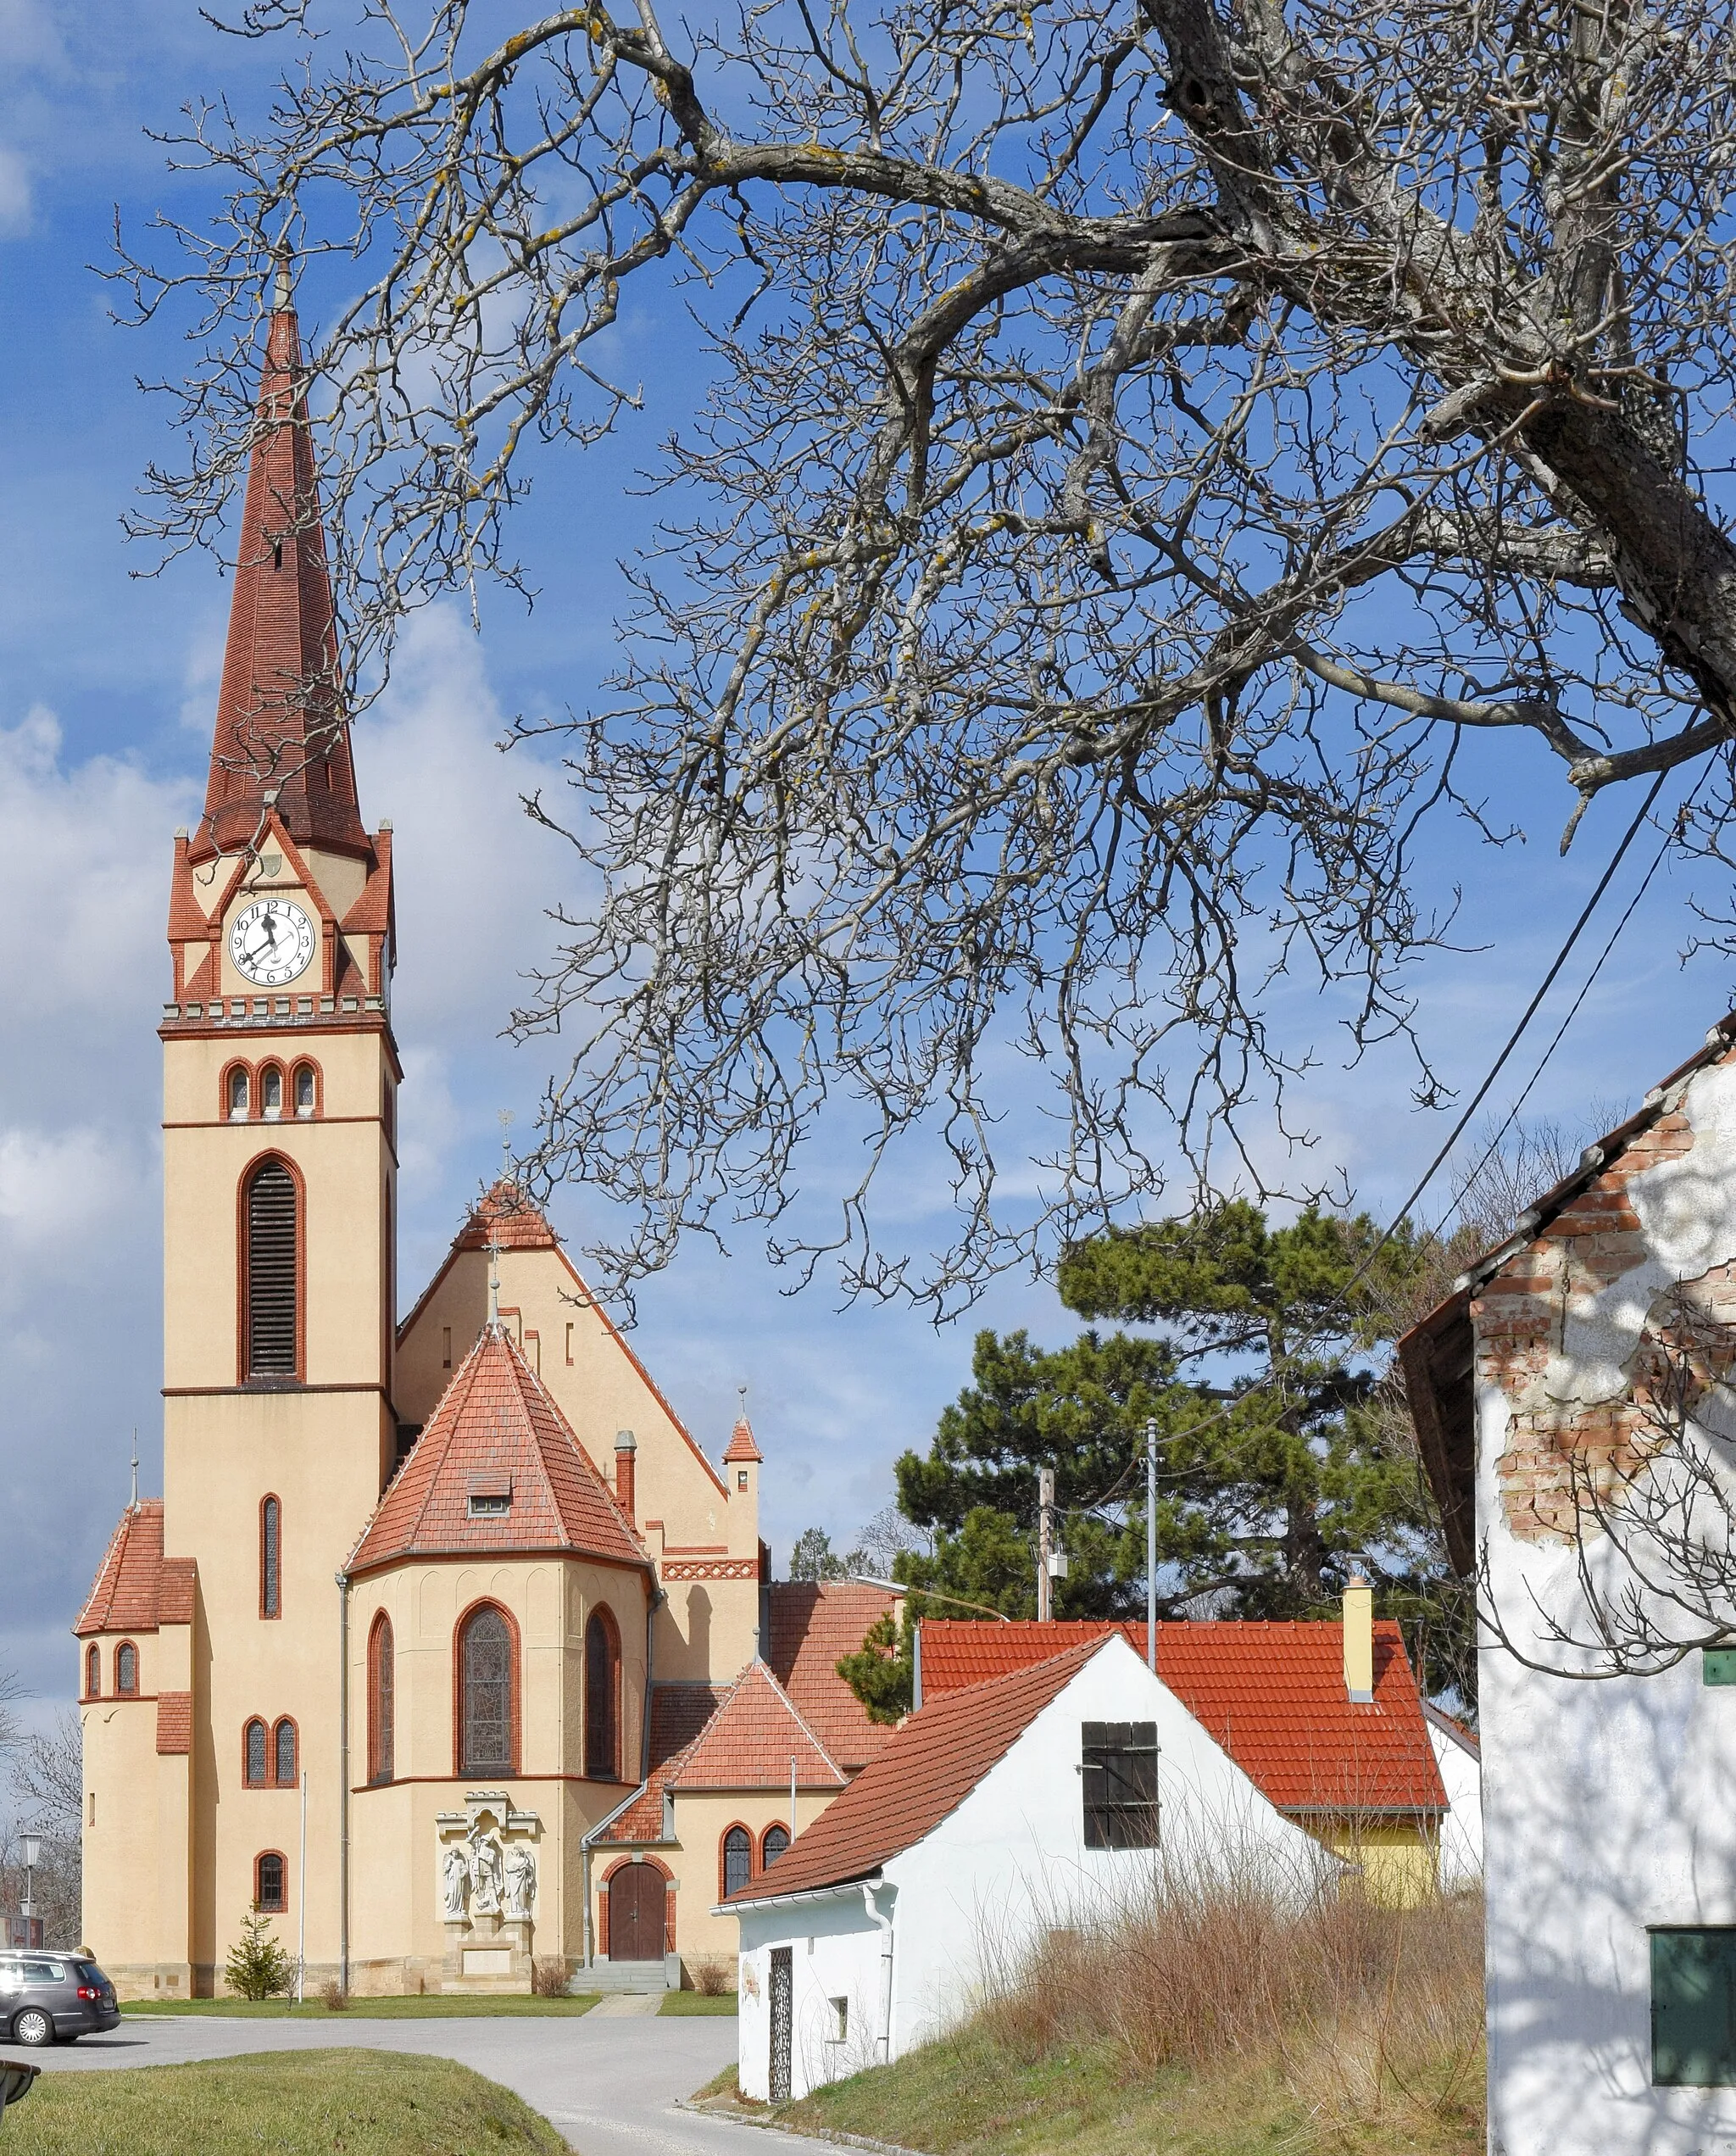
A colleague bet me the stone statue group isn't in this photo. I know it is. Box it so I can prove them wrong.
[442,1824,536,1922]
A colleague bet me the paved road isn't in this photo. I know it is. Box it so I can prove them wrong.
[0,2010,810,2156]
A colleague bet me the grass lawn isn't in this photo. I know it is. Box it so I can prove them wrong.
[767,2027,1483,2156]
[659,1992,737,2016]
[1,2049,567,2155]
[124,1992,599,2018]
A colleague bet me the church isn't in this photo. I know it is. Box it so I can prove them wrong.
[72,279,893,2000]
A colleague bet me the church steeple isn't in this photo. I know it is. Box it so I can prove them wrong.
[194,260,369,865]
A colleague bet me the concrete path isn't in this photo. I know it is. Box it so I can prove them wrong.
[0,2010,810,2156]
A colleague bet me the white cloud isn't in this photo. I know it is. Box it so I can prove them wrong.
[0,145,30,232]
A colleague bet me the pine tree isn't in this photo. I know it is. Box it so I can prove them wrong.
[873,1203,1471,1704]
[225,1908,294,2002]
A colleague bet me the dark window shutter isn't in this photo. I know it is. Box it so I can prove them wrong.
[1654,1929,1736,2084]
[246,1162,298,1377]
[1082,1721,1160,1850]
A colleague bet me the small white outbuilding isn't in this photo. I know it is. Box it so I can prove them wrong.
[724,1631,1331,2101]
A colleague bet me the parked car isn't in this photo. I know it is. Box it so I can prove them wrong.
[0,1950,120,2046]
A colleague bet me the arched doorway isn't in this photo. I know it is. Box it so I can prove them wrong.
[607,1863,665,1962]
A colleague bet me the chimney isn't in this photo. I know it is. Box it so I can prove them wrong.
[614,1429,637,1523]
[1343,1574,1374,1703]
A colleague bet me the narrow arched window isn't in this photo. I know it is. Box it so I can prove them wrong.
[244,1159,298,1379]
[244,1718,268,1786]
[584,1609,620,1781]
[762,1823,790,1869]
[260,1066,283,1120]
[115,1643,137,1696]
[85,1645,100,1698]
[368,1613,395,1786]
[228,1067,250,1121]
[293,1064,316,1118]
[274,1719,298,1787]
[260,1496,281,1618]
[722,1826,753,1898]
[255,1852,286,1911]
[459,1605,513,1774]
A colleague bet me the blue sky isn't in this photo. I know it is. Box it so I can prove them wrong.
[1,0,1730,1727]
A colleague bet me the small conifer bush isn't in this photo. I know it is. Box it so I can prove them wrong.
[224,1907,294,2002]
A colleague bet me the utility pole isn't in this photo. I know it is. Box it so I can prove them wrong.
[1037,1468,1055,1622]
[1145,1418,1158,1672]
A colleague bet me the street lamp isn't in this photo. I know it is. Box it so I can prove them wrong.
[19,1834,40,1925]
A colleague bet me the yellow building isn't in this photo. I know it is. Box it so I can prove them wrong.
[73,278,894,2000]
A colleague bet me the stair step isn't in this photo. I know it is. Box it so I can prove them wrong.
[576,1959,674,1994]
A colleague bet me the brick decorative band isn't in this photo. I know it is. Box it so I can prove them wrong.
[659,1557,760,1582]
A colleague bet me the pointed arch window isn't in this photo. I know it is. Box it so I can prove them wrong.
[260,1496,281,1618]
[244,1718,268,1786]
[458,1604,515,1775]
[243,1158,299,1379]
[114,1643,138,1696]
[762,1823,790,1869]
[273,1718,298,1788]
[368,1613,395,1786]
[584,1608,620,1781]
[722,1825,753,1899]
[85,1645,100,1699]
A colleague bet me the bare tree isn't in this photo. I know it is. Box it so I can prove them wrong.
[123,0,1736,1305]
[6,1710,84,1947]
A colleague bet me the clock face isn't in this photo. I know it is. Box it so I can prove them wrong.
[229,899,317,988]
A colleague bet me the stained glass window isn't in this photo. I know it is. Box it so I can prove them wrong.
[460,1607,512,1774]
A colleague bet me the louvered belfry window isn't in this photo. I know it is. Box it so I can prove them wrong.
[460,1606,512,1774]
[245,1161,298,1378]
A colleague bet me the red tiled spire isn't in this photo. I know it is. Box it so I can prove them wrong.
[194,265,369,865]
[723,1414,763,1465]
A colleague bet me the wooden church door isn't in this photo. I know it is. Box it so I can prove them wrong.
[608,1864,665,1961]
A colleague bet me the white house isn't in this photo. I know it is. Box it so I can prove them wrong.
[1403,1008,1736,2156]
[725,1632,1333,2101]
[1421,1704,1483,1891]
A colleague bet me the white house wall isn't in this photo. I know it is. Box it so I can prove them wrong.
[1426,1720,1482,1891]
[737,1637,1329,2099]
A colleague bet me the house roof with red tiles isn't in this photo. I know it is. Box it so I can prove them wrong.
[156,1694,192,1756]
[765,1581,900,1771]
[920,1618,1445,1815]
[726,1639,1104,1903]
[75,1503,165,1637]
[194,275,369,866]
[597,1684,726,1844]
[722,1415,763,1465]
[348,1323,648,1575]
[454,1180,562,1253]
[670,1661,846,1794]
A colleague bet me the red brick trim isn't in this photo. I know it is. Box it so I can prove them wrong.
[114,1641,140,1696]
[259,1495,282,1620]
[660,1557,759,1583]
[236,1149,307,1385]
[289,1056,324,1120]
[220,1059,254,1121]
[453,1598,521,1778]
[242,1716,270,1786]
[255,1849,288,1913]
[758,1821,790,1872]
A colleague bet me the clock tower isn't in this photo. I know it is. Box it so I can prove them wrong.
[151,270,398,1987]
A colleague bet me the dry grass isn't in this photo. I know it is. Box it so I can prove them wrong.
[692,1958,733,1997]
[531,1956,570,1997]
[318,1977,348,2011]
[792,1871,1485,2156]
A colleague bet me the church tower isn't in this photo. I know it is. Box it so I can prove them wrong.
[149,270,398,1989]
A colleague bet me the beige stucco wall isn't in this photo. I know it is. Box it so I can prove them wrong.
[656,1786,841,1979]
[80,1654,170,1985]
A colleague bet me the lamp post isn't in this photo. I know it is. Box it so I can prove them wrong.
[19,1833,41,1946]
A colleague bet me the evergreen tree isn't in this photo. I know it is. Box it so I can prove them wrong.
[882,1203,1471,1702]
[225,1908,294,2002]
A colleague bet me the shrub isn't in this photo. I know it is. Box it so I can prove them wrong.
[320,1978,349,2011]
[223,1908,293,2002]
[693,1958,732,1997]
[531,1958,570,1997]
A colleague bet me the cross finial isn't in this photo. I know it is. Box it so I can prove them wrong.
[130,1429,139,1511]
[737,1383,748,1418]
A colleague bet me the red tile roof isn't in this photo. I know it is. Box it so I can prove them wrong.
[726,1641,1104,1903]
[455,1180,561,1252]
[722,1416,763,1464]
[348,1325,648,1574]
[671,1663,845,1793]
[765,1581,899,1771]
[159,1560,198,1627]
[156,1693,192,1756]
[921,1620,1445,1814]
[597,1684,724,1845]
[75,1504,164,1637]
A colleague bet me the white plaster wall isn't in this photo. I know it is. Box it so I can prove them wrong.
[737,1892,886,2102]
[1479,1062,1736,2156]
[1426,1717,1483,1890]
[736,1635,1329,2098]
